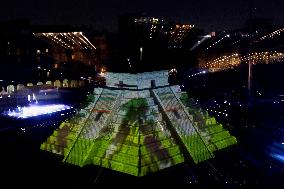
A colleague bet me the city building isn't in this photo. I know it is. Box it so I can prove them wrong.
[117,14,195,72]
[0,20,107,81]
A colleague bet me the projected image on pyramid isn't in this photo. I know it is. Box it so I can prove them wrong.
[41,70,237,176]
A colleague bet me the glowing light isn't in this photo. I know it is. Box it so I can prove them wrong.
[200,51,284,72]
[205,34,230,50]
[99,67,106,77]
[271,153,284,163]
[33,32,96,50]
[169,68,177,74]
[256,27,284,42]
[5,104,72,119]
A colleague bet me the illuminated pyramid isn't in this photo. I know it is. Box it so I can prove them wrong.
[41,70,237,176]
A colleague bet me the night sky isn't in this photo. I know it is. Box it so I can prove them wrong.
[0,0,283,32]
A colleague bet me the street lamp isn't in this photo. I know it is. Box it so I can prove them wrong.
[140,47,143,61]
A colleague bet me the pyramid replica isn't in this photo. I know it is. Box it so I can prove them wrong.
[41,70,237,176]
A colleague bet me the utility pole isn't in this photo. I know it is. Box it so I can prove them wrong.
[247,0,254,108]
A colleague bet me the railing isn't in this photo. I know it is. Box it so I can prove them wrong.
[151,86,214,163]
[63,89,123,166]
[81,90,123,165]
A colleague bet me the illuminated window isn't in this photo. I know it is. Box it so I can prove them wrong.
[37,50,41,54]
[45,49,49,53]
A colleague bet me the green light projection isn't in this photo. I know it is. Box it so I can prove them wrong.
[41,85,236,176]
[179,92,237,153]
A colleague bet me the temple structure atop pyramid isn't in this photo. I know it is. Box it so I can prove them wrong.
[41,70,237,176]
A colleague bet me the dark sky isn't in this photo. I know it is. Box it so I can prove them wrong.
[0,0,283,32]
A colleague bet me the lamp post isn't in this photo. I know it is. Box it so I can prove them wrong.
[139,47,143,62]
[248,52,252,108]
[247,0,254,109]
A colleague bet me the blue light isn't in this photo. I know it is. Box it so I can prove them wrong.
[268,142,284,163]
[270,153,284,163]
[4,104,72,119]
